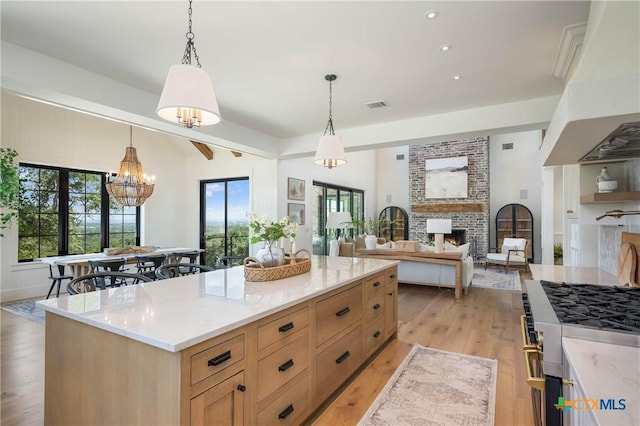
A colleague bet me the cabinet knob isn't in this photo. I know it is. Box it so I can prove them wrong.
[237,384,246,392]
[566,209,574,214]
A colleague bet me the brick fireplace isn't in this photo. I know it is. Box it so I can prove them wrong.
[408,137,490,260]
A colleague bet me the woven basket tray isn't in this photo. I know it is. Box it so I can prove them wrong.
[244,249,311,282]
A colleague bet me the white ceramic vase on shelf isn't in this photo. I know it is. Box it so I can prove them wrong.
[364,234,378,249]
[255,242,284,267]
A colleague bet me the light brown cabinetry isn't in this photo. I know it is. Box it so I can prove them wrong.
[182,330,247,425]
[255,305,311,425]
[44,265,399,426]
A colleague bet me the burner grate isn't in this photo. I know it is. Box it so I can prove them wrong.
[540,281,640,334]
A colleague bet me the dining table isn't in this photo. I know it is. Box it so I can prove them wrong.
[37,247,203,278]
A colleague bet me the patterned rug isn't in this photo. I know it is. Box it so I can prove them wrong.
[1,298,45,325]
[358,344,497,426]
[472,269,521,291]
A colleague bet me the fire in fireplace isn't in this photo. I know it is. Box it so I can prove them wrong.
[427,229,466,246]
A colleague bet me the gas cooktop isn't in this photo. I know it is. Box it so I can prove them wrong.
[540,281,640,334]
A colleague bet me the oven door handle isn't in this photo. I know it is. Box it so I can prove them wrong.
[520,315,545,391]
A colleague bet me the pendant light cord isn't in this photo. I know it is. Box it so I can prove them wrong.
[182,0,201,68]
[323,75,337,136]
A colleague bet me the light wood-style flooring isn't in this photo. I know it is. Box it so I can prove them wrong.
[1,272,534,425]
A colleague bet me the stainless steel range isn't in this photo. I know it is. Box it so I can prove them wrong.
[521,280,640,426]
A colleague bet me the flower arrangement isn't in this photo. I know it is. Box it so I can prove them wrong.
[248,213,299,247]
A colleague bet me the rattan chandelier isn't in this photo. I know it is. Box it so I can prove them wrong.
[105,126,155,207]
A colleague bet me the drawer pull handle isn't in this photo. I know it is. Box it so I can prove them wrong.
[373,330,381,338]
[373,303,381,310]
[335,307,350,317]
[278,322,294,333]
[278,404,294,420]
[373,281,381,287]
[237,384,246,392]
[208,350,231,367]
[278,359,294,372]
[390,274,397,279]
[336,351,351,364]
[387,292,393,296]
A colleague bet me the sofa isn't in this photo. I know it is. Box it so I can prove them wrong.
[343,239,474,299]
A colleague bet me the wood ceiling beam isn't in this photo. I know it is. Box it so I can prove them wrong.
[190,140,214,160]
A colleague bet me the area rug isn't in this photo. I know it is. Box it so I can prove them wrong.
[472,269,521,291]
[358,344,497,426]
[1,298,45,325]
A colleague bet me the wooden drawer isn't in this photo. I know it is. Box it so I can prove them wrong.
[257,373,309,426]
[257,332,309,402]
[386,265,398,283]
[316,324,363,400]
[363,272,385,300]
[316,284,362,347]
[257,306,308,352]
[364,293,385,323]
[190,334,245,386]
[364,317,385,354]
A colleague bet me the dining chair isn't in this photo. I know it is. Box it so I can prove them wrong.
[173,250,200,264]
[88,258,127,287]
[67,272,153,294]
[155,263,214,280]
[215,256,245,269]
[134,254,167,281]
[46,264,74,299]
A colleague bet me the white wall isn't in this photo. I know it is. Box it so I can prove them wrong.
[375,146,409,214]
[278,151,378,252]
[489,130,543,263]
[0,94,276,301]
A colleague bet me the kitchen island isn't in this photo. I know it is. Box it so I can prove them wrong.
[37,255,399,425]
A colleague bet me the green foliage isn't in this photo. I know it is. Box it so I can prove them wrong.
[351,216,389,235]
[553,243,563,259]
[248,213,298,245]
[0,148,20,230]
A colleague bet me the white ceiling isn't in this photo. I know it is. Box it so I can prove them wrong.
[1,1,590,145]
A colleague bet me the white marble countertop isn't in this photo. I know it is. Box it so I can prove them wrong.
[37,255,397,352]
[563,338,640,425]
[529,264,618,286]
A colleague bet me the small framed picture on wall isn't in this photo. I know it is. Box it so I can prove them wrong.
[288,203,305,225]
[288,177,305,201]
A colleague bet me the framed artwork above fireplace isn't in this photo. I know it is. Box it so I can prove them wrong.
[425,156,468,199]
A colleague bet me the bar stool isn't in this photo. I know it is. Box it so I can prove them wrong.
[46,264,74,299]
[134,254,167,281]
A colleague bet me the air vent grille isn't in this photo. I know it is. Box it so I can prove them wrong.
[502,143,514,150]
[365,100,389,109]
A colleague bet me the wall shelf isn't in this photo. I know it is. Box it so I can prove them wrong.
[580,191,640,204]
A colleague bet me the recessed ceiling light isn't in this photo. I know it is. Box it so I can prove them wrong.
[425,10,438,19]
[453,75,462,80]
[440,45,451,52]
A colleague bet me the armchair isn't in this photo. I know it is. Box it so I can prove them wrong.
[485,237,529,272]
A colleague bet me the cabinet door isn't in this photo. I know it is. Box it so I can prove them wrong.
[191,371,245,426]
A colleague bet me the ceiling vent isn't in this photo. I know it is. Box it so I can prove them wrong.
[365,100,389,109]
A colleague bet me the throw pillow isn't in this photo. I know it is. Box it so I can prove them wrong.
[501,244,518,254]
[355,235,366,249]
[419,243,435,252]
[458,243,470,259]
[443,241,458,252]
[376,242,392,249]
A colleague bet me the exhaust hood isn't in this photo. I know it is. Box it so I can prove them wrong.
[542,1,640,166]
[580,122,640,163]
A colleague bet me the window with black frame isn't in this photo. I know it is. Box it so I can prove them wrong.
[17,164,139,262]
[312,181,364,255]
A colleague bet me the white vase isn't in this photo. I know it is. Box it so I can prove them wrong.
[364,234,378,249]
[255,242,284,267]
